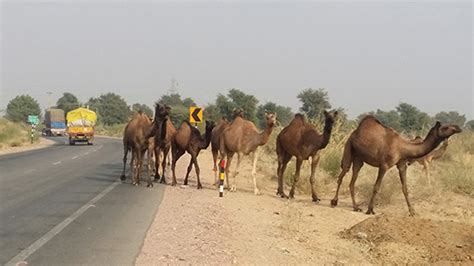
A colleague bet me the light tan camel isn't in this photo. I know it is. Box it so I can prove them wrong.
[171,120,216,188]
[276,111,338,201]
[120,111,155,187]
[408,137,449,185]
[219,112,277,195]
[148,103,176,184]
[211,109,244,186]
[330,116,462,216]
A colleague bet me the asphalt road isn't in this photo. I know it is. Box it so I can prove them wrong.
[0,136,164,265]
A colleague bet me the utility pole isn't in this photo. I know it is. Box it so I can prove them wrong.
[46,91,53,108]
[168,76,179,94]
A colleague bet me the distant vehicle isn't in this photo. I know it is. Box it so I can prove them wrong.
[66,107,97,145]
[44,108,66,136]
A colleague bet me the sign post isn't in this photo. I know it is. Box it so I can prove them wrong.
[219,159,225,197]
[27,115,39,144]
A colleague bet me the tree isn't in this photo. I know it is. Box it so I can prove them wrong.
[215,94,235,121]
[466,120,474,131]
[227,89,259,124]
[257,102,294,129]
[56,92,80,115]
[158,93,196,126]
[297,88,331,121]
[396,103,431,132]
[6,95,41,122]
[85,93,130,125]
[434,111,466,127]
[132,103,153,118]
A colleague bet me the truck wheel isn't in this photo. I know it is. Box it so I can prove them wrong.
[69,138,75,146]
[87,141,93,145]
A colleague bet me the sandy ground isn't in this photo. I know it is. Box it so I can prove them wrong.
[0,137,56,156]
[136,149,473,265]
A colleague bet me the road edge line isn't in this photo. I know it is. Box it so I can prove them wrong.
[5,180,120,266]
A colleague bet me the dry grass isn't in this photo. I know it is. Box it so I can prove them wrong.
[94,123,126,138]
[0,118,39,149]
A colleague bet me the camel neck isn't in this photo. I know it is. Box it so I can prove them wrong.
[200,128,213,149]
[320,120,334,149]
[258,123,275,146]
[400,129,442,159]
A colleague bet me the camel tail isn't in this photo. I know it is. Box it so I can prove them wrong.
[160,118,168,141]
[340,138,353,171]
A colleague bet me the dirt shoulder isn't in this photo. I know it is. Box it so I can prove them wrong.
[0,137,56,156]
[136,149,473,265]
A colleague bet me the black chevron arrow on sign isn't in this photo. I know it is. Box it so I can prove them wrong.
[191,108,202,122]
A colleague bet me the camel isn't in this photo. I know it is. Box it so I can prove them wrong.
[171,120,216,188]
[120,111,155,187]
[211,109,244,186]
[408,137,450,185]
[330,116,462,216]
[148,103,174,184]
[219,112,277,195]
[276,110,338,201]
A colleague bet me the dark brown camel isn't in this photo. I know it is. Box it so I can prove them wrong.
[171,120,216,188]
[330,116,462,216]
[219,112,277,195]
[148,103,176,184]
[210,109,244,186]
[276,110,338,201]
[408,137,450,185]
[120,111,155,187]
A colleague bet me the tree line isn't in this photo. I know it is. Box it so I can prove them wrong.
[4,89,474,132]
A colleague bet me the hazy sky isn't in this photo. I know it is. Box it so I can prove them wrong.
[1,1,472,119]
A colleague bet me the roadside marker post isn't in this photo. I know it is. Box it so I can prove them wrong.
[219,159,225,197]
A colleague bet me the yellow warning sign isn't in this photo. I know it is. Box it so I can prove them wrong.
[189,107,203,123]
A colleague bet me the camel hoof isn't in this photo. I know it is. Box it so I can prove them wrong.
[409,209,417,217]
[229,186,236,192]
[197,183,202,190]
[330,199,338,207]
[353,207,362,212]
[254,189,261,195]
[171,182,177,186]
[276,191,288,199]
[120,175,126,181]
[312,197,320,203]
[132,182,138,186]
[160,178,167,184]
[147,183,153,188]
[366,209,375,215]
[288,192,295,199]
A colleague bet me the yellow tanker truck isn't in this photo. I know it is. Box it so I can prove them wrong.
[66,107,97,145]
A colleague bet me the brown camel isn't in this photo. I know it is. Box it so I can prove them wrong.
[211,109,244,186]
[219,112,277,195]
[148,103,174,184]
[276,110,338,201]
[408,137,450,185]
[330,116,462,216]
[171,120,216,188]
[120,111,155,187]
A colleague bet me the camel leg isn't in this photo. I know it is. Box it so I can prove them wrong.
[349,159,364,212]
[232,153,243,192]
[132,149,140,186]
[251,149,261,195]
[190,150,202,189]
[397,162,416,216]
[145,148,153,188]
[289,158,303,199]
[120,146,128,180]
[153,146,161,182]
[130,149,136,184]
[276,152,292,198]
[330,162,352,207]
[183,158,193,186]
[224,152,235,191]
[422,161,430,186]
[161,146,170,184]
[212,148,219,186]
[171,147,185,186]
[309,155,321,202]
[366,166,387,215]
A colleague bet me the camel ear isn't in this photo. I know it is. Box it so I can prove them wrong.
[323,110,328,116]
[435,121,441,128]
[334,110,339,116]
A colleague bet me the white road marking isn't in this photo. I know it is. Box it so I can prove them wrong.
[5,181,120,266]
[52,161,61,165]
[83,152,90,155]
[24,169,36,174]
[71,156,78,160]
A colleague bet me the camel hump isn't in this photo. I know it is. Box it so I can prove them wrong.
[359,115,387,128]
[294,113,305,120]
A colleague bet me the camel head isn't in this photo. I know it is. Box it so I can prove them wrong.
[437,124,462,139]
[205,120,216,133]
[154,103,171,120]
[323,110,338,124]
[265,112,277,127]
[233,108,244,118]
